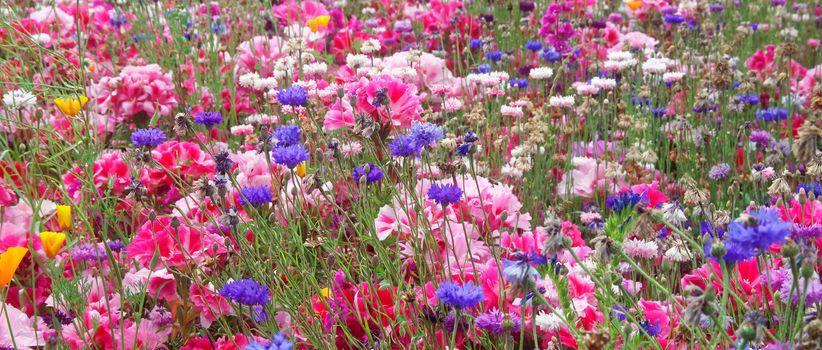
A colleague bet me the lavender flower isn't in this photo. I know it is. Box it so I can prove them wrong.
[436,281,484,309]
[107,240,125,253]
[131,128,166,148]
[708,163,731,180]
[71,243,106,262]
[194,111,223,127]
[428,183,463,206]
[220,278,271,306]
[749,130,772,148]
[475,309,521,335]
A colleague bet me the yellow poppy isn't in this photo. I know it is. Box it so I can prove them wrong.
[56,205,71,230]
[39,231,66,259]
[626,0,642,10]
[53,95,89,116]
[320,287,330,298]
[295,162,307,177]
[307,15,331,33]
[0,247,28,287]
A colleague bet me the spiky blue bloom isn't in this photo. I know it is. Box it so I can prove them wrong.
[436,281,484,309]
[245,332,294,350]
[352,163,384,184]
[428,183,463,206]
[388,135,422,157]
[277,86,308,107]
[194,111,223,127]
[409,122,444,149]
[475,309,521,335]
[238,186,273,206]
[709,209,791,263]
[131,128,166,148]
[220,278,271,306]
[272,144,309,168]
[270,125,301,147]
[524,40,542,52]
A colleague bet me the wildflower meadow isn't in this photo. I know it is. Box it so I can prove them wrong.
[1,0,821,349]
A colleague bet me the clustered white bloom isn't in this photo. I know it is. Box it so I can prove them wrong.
[529,67,554,80]
[2,89,37,110]
[549,95,575,107]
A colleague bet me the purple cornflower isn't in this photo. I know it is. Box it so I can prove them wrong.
[270,125,301,147]
[71,243,106,262]
[388,135,423,157]
[444,312,470,333]
[277,86,308,107]
[711,209,791,263]
[486,51,502,62]
[436,281,484,309]
[708,163,731,180]
[246,332,294,350]
[428,183,463,206]
[238,186,273,206]
[519,1,535,12]
[475,309,521,335]
[664,14,685,24]
[107,240,125,252]
[131,128,166,148]
[709,3,724,12]
[502,251,546,285]
[524,40,543,52]
[214,151,235,175]
[352,163,384,184]
[272,144,309,168]
[409,122,444,149]
[220,278,271,305]
[756,107,789,122]
[194,111,223,127]
[639,319,661,336]
[750,130,772,148]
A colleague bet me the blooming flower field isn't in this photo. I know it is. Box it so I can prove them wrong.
[0,0,821,349]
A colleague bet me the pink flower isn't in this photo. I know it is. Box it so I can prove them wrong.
[0,303,44,349]
[630,181,670,208]
[147,268,180,302]
[189,283,233,328]
[140,141,215,194]
[0,182,17,206]
[127,216,226,269]
[93,64,179,121]
[380,51,456,91]
[323,99,355,130]
[557,157,626,198]
[272,0,329,25]
[62,152,131,201]
[746,45,776,74]
[349,75,425,129]
[233,36,289,80]
[621,31,658,50]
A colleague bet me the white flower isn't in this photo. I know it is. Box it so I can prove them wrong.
[663,71,685,83]
[622,238,659,259]
[549,95,575,107]
[30,33,51,46]
[303,62,328,75]
[660,202,687,227]
[590,77,617,90]
[664,243,691,262]
[500,105,523,118]
[607,51,633,61]
[361,39,382,54]
[2,89,36,110]
[529,67,554,80]
[346,54,369,68]
[642,58,668,74]
[535,311,564,333]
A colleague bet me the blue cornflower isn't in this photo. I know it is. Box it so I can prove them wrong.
[277,86,308,107]
[710,209,791,263]
[651,107,666,118]
[524,40,543,52]
[509,78,529,88]
[428,183,463,206]
[463,131,478,143]
[664,14,686,24]
[612,304,628,321]
[245,333,294,350]
[214,151,235,175]
[107,240,125,253]
[469,39,484,49]
[220,278,271,306]
[131,128,166,148]
[194,111,223,127]
[238,186,273,206]
[606,190,647,213]
[639,319,661,336]
[409,122,444,149]
[388,135,423,157]
[436,281,484,309]
[456,143,473,156]
[797,182,822,197]
[756,107,789,122]
[477,64,492,73]
[542,48,561,62]
[352,163,384,184]
[270,125,301,147]
[109,15,128,27]
[272,144,309,168]
[501,251,546,286]
[486,50,502,62]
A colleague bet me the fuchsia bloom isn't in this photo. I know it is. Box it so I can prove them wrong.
[93,64,179,121]
[348,75,425,129]
[140,141,215,194]
[127,216,227,269]
[62,152,131,201]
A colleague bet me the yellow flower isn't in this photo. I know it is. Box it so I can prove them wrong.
[306,15,331,33]
[0,247,28,287]
[295,162,307,177]
[56,205,71,230]
[39,231,66,259]
[626,0,642,10]
[320,287,330,298]
[53,95,89,116]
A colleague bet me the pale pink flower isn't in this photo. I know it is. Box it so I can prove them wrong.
[0,303,45,349]
[323,99,355,130]
[230,124,255,136]
[621,31,659,50]
[623,238,659,259]
[189,283,233,328]
[93,64,179,121]
[349,75,425,129]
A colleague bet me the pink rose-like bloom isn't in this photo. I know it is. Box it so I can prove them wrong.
[323,99,355,131]
[349,75,425,129]
[93,64,179,121]
[233,36,290,80]
[621,31,658,50]
[0,182,17,206]
[147,268,180,302]
[141,141,215,194]
[557,157,626,198]
[62,152,131,201]
[189,283,233,328]
[380,51,455,91]
[127,216,227,269]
